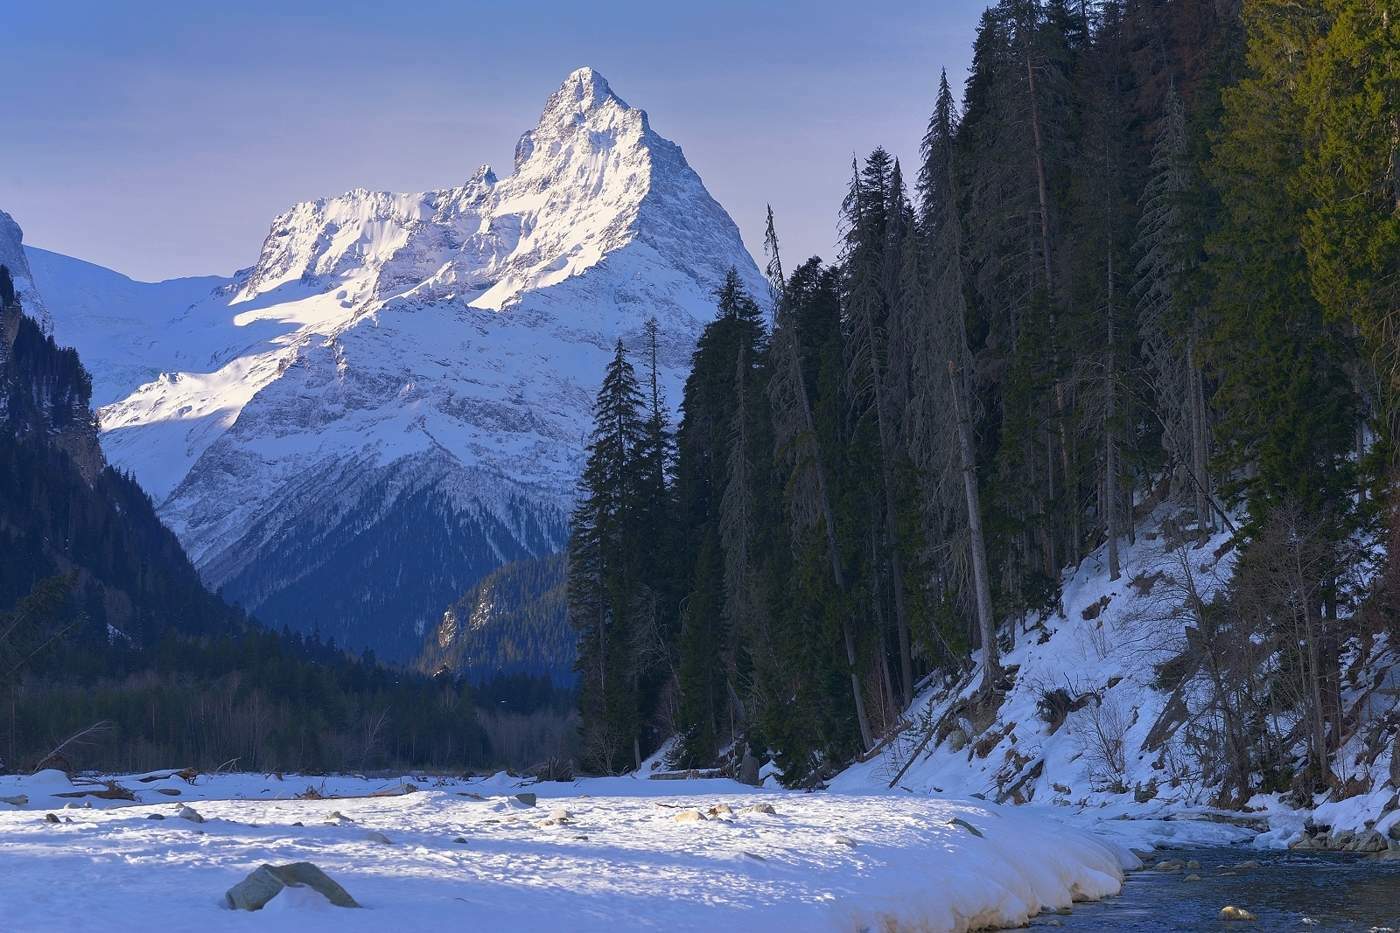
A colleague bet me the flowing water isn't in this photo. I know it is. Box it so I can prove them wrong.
[1035,847,1400,930]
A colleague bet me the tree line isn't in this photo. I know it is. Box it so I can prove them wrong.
[0,265,573,775]
[568,0,1397,795]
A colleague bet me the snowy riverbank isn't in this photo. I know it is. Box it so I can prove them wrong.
[0,768,1135,932]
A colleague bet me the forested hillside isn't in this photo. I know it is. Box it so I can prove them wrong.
[567,0,1398,802]
[0,266,510,774]
[419,553,572,684]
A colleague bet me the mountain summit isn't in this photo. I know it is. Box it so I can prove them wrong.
[31,68,767,658]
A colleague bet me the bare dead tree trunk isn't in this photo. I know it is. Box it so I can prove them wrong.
[1187,334,1211,531]
[950,360,1000,695]
[874,380,914,708]
[1025,37,1073,560]
[1105,246,1122,581]
[774,318,875,750]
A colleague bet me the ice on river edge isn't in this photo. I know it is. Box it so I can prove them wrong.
[0,766,1135,932]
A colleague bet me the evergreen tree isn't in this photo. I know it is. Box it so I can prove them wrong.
[1134,81,1213,529]
[672,270,769,766]
[568,340,650,772]
[910,70,999,691]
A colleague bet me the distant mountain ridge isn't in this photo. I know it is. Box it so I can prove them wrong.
[418,553,571,685]
[31,67,767,659]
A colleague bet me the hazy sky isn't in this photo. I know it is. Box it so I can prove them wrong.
[3,1,987,282]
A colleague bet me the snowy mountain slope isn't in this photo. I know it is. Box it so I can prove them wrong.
[0,211,51,334]
[835,504,1400,852]
[25,246,232,406]
[35,67,768,658]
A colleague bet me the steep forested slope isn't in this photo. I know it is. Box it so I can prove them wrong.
[0,262,496,774]
[419,553,571,685]
[565,0,1400,821]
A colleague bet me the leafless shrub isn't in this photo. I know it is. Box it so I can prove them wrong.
[35,720,114,774]
[1071,695,1130,791]
[479,707,579,773]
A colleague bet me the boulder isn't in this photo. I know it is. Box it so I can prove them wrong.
[177,805,205,824]
[738,751,762,787]
[365,830,392,845]
[156,788,181,796]
[1219,906,1256,921]
[224,862,359,911]
[1183,874,1202,882]
[513,793,538,808]
[946,728,969,753]
[146,813,165,821]
[1350,830,1387,853]
[0,794,28,807]
[743,802,777,815]
[43,813,59,824]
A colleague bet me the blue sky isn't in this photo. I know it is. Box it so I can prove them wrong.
[3,1,987,282]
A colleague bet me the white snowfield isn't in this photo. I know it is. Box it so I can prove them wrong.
[0,769,1135,932]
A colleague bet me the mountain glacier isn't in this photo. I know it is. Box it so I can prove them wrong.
[32,67,768,658]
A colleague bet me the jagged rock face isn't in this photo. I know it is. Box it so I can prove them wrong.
[0,260,100,482]
[34,67,767,658]
[0,211,50,335]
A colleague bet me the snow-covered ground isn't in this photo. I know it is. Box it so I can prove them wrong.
[837,502,1400,851]
[0,768,1135,932]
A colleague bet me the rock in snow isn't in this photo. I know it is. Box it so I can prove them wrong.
[225,862,359,911]
[26,67,769,660]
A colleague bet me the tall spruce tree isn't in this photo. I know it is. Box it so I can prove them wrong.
[568,340,650,772]
[910,70,1000,692]
[673,270,769,766]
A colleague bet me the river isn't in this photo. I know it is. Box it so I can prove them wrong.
[1033,846,1400,930]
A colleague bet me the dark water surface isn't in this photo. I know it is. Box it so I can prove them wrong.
[1034,847,1400,931]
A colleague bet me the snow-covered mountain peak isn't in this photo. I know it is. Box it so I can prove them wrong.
[232,66,711,319]
[541,66,627,124]
[33,67,767,660]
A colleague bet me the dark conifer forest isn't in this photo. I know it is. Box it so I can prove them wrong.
[0,266,544,774]
[567,0,1399,791]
